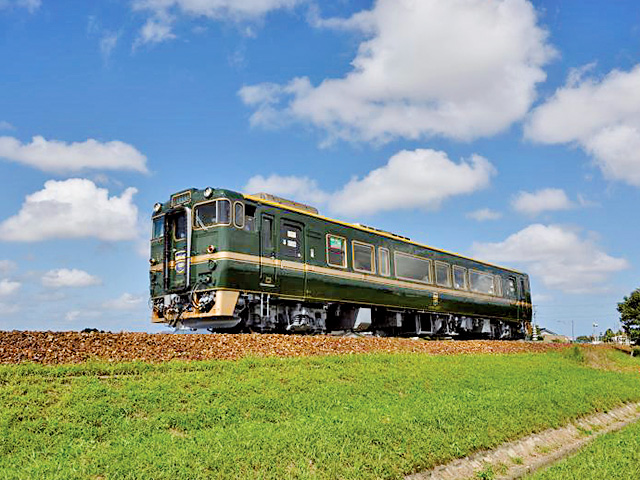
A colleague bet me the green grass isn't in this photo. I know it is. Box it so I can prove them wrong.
[527,419,640,479]
[1,350,640,479]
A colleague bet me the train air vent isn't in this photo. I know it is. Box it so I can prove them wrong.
[252,193,319,215]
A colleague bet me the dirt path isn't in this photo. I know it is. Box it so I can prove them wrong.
[406,401,640,480]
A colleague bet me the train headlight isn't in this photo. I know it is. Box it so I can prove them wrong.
[153,202,162,214]
[204,187,213,198]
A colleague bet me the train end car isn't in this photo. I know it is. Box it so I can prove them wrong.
[149,186,532,338]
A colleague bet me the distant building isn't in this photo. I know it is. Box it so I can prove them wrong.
[538,327,571,343]
[611,334,631,346]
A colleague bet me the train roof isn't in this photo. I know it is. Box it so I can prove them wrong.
[242,192,524,275]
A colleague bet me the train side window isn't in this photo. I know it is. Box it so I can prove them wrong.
[233,202,245,229]
[453,266,467,290]
[152,216,164,239]
[244,205,256,232]
[494,276,503,297]
[395,252,432,283]
[326,235,347,268]
[261,216,273,250]
[506,277,517,297]
[353,241,375,274]
[378,247,390,276]
[435,261,452,287]
[469,270,495,294]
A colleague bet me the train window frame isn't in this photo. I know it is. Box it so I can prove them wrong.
[469,269,496,295]
[233,201,245,229]
[261,215,274,251]
[453,265,468,290]
[151,215,164,240]
[394,251,432,284]
[192,198,232,230]
[378,247,390,277]
[352,241,376,274]
[435,261,452,288]
[326,234,347,269]
[173,213,187,241]
[244,204,256,232]
[506,277,517,298]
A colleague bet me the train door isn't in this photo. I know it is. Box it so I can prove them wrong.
[279,219,305,298]
[259,214,278,289]
[164,208,190,292]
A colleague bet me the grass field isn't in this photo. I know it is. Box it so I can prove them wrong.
[528,413,640,479]
[1,348,640,479]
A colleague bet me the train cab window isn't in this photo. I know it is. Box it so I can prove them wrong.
[152,217,164,239]
[469,270,495,295]
[280,223,302,259]
[395,252,431,283]
[506,277,517,297]
[353,242,375,274]
[174,214,187,240]
[233,202,245,229]
[453,266,467,290]
[194,199,231,228]
[378,247,390,276]
[435,261,452,287]
[327,235,347,268]
[244,205,256,232]
[494,276,503,297]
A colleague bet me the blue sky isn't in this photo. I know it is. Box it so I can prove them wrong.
[0,0,639,337]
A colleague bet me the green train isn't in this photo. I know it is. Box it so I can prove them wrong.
[150,187,532,338]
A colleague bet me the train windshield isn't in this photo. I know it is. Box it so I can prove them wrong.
[152,217,164,239]
[174,214,187,240]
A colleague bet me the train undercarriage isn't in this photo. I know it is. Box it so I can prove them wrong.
[152,290,527,340]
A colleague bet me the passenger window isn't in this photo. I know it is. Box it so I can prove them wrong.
[353,242,375,273]
[152,217,164,239]
[378,248,390,276]
[327,235,347,268]
[234,202,244,229]
[453,266,467,290]
[469,270,495,294]
[506,277,517,297]
[395,252,431,283]
[435,262,451,287]
[280,223,302,259]
[244,205,256,232]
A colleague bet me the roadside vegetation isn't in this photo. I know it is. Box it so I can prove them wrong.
[1,348,640,479]
[527,416,640,479]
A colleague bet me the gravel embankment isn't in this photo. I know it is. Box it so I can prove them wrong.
[0,331,568,364]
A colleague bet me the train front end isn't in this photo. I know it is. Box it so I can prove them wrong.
[149,187,243,330]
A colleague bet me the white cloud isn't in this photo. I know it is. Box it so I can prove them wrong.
[65,310,102,322]
[240,0,555,143]
[0,260,16,274]
[0,0,40,13]
[0,135,148,173]
[245,149,496,216]
[467,208,502,221]
[100,31,120,60]
[0,121,15,131]
[512,188,573,216]
[0,179,140,242]
[472,224,629,294]
[525,64,640,186]
[0,302,20,316]
[132,0,300,45]
[42,269,101,288]
[102,293,145,310]
[0,279,20,296]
